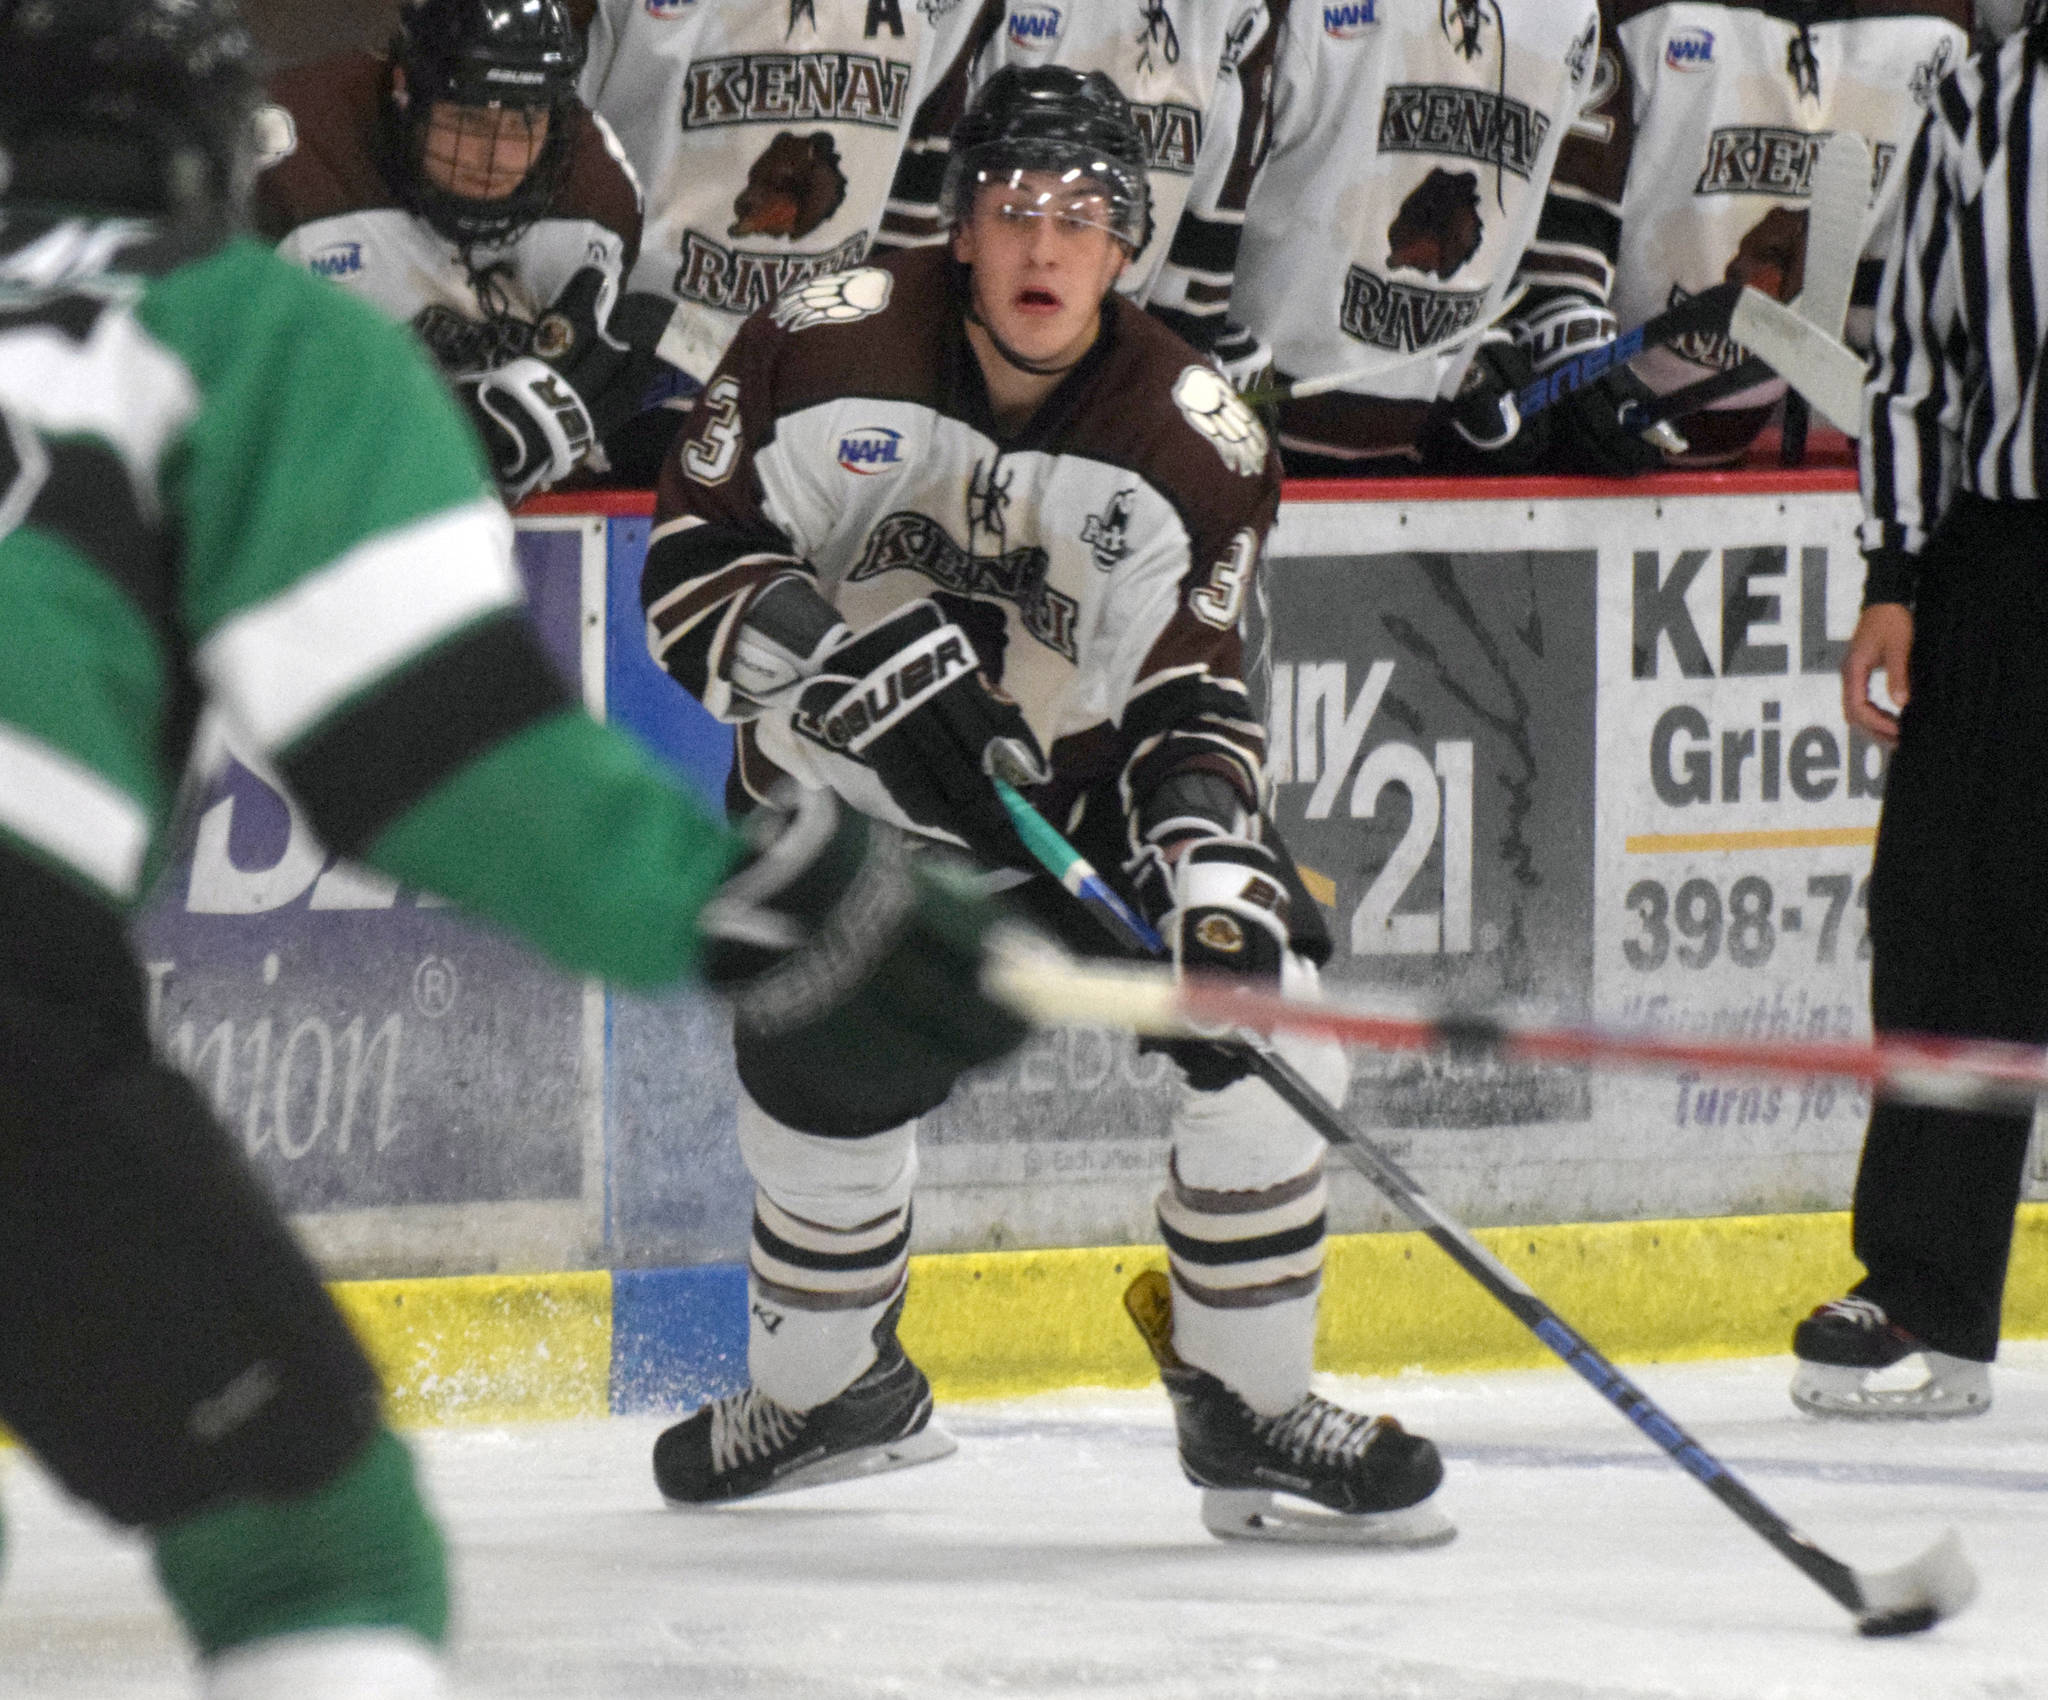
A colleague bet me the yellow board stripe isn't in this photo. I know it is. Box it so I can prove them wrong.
[332,1269,612,1426]
[16,1205,2015,1434]
[1625,827,1878,853]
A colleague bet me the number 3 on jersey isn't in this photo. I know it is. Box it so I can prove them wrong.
[683,375,743,487]
[1191,527,1257,629]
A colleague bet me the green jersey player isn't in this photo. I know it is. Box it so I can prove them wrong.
[0,3,1025,1696]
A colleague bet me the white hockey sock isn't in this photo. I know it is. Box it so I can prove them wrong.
[205,1628,445,1700]
[737,1096,918,1412]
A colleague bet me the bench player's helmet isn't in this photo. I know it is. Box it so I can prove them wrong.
[387,0,586,248]
[0,0,262,235]
[939,66,1153,255]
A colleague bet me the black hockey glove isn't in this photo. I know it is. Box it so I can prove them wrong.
[1426,331,1551,474]
[701,789,1032,1135]
[1132,833,1292,1093]
[790,599,1047,870]
[1511,302,1666,477]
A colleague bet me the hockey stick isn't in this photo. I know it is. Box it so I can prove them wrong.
[984,774,1977,1636]
[991,955,2048,1114]
[1621,132,1872,438]
[1239,289,1526,409]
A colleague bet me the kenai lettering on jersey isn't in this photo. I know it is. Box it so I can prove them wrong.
[682,53,912,130]
[849,512,1079,659]
[1323,0,1377,36]
[675,228,868,314]
[1695,127,1827,198]
[1340,267,1489,352]
[1378,86,1550,181]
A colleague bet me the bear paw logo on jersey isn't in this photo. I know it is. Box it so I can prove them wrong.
[839,426,907,474]
[1388,169,1484,281]
[730,132,849,241]
[1172,366,1267,478]
[1322,1,1377,39]
[771,267,895,333]
[1665,26,1714,72]
[1007,3,1063,50]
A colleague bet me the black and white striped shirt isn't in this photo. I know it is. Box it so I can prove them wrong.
[1861,26,2048,602]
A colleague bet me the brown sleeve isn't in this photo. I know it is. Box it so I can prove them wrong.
[555,104,644,274]
[1514,6,1633,315]
[255,53,401,243]
[873,0,1006,251]
[642,315,812,705]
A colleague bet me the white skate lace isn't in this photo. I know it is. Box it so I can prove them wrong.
[708,1388,805,1472]
[1253,1395,1381,1469]
[1816,1295,1890,1329]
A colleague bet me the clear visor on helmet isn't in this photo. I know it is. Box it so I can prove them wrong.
[945,154,1147,250]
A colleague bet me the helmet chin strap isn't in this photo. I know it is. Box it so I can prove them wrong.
[965,278,1091,378]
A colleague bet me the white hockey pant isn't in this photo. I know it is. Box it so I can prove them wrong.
[737,1091,918,1412]
[1161,955,1348,1417]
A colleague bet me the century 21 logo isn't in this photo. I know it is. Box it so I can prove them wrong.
[1268,659,1474,958]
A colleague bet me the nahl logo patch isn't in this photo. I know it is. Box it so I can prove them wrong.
[1665,27,1714,71]
[309,241,363,280]
[1172,365,1267,478]
[797,627,973,753]
[1007,4,1063,49]
[771,266,894,332]
[1323,1,1377,37]
[839,426,907,474]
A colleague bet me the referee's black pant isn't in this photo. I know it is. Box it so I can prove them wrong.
[1854,492,2048,1362]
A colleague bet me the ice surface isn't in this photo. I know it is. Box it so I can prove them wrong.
[3,1348,2045,1699]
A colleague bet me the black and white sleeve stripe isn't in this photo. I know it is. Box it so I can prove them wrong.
[1861,34,2048,601]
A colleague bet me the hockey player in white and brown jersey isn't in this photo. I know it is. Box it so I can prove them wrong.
[258,0,665,504]
[1231,0,1650,475]
[875,0,1282,381]
[1607,0,1972,462]
[639,68,1450,1546]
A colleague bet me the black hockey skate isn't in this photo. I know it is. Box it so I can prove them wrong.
[1790,1295,1990,1420]
[1124,1270,1453,1547]
[653,1298,956,1505]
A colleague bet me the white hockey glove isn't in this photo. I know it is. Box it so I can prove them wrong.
[462,356,595,504]
[787,600,1047,871]
[1133,831,1292,1092]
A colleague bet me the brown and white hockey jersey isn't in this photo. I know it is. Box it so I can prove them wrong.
[876,0,1281,371]
[579,0,981,383]
[1607,0,1971,459]
[1230,0,1615,463]
[644,246,1275,851]
[256,52,643,378]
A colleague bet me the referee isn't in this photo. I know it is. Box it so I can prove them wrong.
[1792,0,2048,1420]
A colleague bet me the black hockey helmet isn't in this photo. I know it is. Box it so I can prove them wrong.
[939,66,1153,254]
[387,0,586,248]
[0,0,262,232]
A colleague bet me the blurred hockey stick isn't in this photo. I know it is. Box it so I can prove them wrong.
[984,767,1977,1636]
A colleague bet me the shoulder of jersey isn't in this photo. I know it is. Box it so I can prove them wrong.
[554,105,644,246]
[256,53,400,232]
[1101,299,1274,488]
